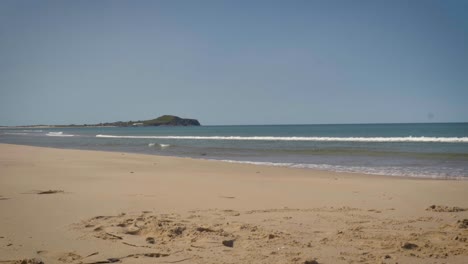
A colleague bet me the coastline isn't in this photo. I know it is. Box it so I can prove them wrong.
[2,141,466,181]
[2,122,467,180]
[1,143,467,263]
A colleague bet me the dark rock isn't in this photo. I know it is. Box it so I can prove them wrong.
[222,239,235,247]
[146,237,156,244]
[401,242,418,249]
[304,259,319,264]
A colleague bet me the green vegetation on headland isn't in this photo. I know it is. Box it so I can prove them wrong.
[94,115,201,127]
[8,115,201,128]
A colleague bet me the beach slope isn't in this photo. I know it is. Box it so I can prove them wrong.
[0,143,467,263]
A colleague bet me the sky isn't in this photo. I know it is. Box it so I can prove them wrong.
[0,0,467,126]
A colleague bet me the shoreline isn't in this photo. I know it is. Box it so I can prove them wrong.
[1,143,467,263]
[1,142,464,181]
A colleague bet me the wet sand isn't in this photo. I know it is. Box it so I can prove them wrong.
[0,143,467,263]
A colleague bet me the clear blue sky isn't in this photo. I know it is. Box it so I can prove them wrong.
[1,0,467,126]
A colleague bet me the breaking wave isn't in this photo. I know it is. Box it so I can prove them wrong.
[96,135,468,143]
[46,132,74,137]
[148,143,171,149]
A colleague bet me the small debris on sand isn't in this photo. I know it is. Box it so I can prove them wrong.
[146,237,156,244]
[84,252,99,258]
[37,190,64,195]
[426,205,467,212]
[13,259,44,264]
[304,259,319,264]
[457,219,468,229]
[86,253,170,264]
[220,196,235,199]
[196,227,215,232]
[401,242,418,249]
[104,232,123,240]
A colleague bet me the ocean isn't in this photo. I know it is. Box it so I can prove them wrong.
[1,123,467,179]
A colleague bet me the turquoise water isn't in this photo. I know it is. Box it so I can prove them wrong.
[1,123,468,179]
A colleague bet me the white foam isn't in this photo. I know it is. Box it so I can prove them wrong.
[46,132,74,137]
[22,130,43,132]
[217,159,294,167]
[212,159,467,180]
[96,135,468,143]
[148,143,171,149]
[4,132,30,135]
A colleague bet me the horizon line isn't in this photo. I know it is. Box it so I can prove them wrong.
[1,120,468,128]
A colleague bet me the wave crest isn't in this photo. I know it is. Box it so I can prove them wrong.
[148,143,171,149]
[46,132,74,137]
[96,135,468,143]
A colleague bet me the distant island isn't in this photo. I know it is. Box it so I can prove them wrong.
[84,115,201,127]
[7,115,201,128]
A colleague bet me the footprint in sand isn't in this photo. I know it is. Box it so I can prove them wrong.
[73,208,468,263]
[36,250,83,263]
[7,258,44,264]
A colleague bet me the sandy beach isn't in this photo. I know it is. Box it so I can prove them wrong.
[0,143,467,264]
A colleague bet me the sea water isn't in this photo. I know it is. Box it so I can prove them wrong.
[1,123,467,179]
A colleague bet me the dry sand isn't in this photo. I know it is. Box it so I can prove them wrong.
[0,143,467,264]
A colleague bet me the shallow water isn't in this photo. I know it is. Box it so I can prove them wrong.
[1,123,467,179]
